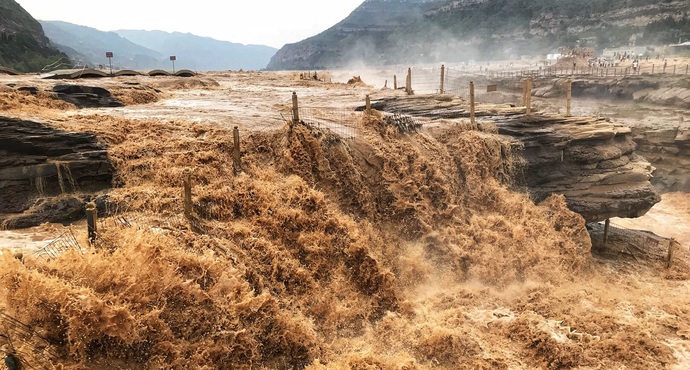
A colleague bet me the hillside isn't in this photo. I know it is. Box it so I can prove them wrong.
[115,30,278,71]
[40,21,164,70]
[267,0,690,70]
[0,0,67,72]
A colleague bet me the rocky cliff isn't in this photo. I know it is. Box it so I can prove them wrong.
[267,0,690,70]
[531,75,690,110]
[369,95,660,222]
[632,125,690,193]
[496,115,660,222]
[0,0,68,72]
[0,117,114,228]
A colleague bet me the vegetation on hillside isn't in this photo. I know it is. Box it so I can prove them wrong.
[0,0,68,72]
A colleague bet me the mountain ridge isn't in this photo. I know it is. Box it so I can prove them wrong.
[39,21,278,71]
[40,21,163,70]
[267,0,690,70]
[0,0,68,72]
[114,29,277,71]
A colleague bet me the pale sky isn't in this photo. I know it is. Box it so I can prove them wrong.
[15,0,364,49]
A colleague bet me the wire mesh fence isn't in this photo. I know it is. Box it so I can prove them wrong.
[1,311,60,369]
[31,229,84,261]
[378,61,690,96]
[409,67,444,94]
[296,107,362,140]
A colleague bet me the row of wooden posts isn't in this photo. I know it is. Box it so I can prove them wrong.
[522,77,573,116]
[83,88,616,253]
[84,125,244,244]
[490,64,690,78]
[86,78,575,244]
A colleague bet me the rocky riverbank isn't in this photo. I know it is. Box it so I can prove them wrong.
[0,117,114,228]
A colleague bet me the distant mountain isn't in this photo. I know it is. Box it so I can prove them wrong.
[115,30,277,71]
[0,0,68,72]
[40,21,164,70]
[267,0,690,70]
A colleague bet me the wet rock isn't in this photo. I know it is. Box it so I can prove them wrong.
[52,84,124,108]
[495,115,660,222]
[631,123,690,192]
[368,95,660,222]
[17,86,39,94]
[0,117,115,228]
[522,75,689,109]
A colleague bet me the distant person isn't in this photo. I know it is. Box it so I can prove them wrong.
[632,59,639,73]
[664,60,668,72]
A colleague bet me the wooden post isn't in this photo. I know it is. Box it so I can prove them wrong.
[393,75,397,90]
[183,168,192,218]
[652,64,655,74]
[522,79,528,107]
[440,64,445,94]
[365,95,371,115]
[603,219,611,246]
[86,202,97,245]
[233,126,241,175]
[469,81,475,126]
[667,239,676,269]
[292,92,299,123]
[406,68,412,95]
[526,77,532,116]
[566,79,572,117]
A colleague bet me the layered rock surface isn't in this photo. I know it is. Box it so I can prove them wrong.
[631,125,690,192]
[529,75,690,109]
[0,117,114,228]
[495,115,660,222]
[371,95,660,222]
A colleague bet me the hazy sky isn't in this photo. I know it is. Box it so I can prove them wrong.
[15,0,364,49]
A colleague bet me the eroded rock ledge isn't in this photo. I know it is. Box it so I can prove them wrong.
[0,117,114,228]
[495,115,660,222]
[370,95,660,222]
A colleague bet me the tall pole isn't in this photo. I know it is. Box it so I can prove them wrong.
[522,79,528,107]
[406,68,412,95]
[292,92,299,123]
[393,75,397,90]
[604,219,611,246]
[365,95,371,115]
[469,81,475,126]
[233,126,241,175]
[526,77,532,116]
[440,64,445,94]
[86,202,97,245]
[566,79,572,117]
[183,168,192,219]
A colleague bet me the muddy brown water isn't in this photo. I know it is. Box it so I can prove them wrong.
[0,70,689,369]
